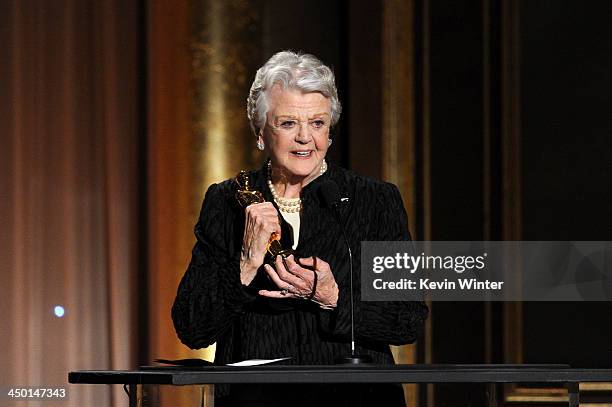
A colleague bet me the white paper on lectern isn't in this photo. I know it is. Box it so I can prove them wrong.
[226,357,292,367]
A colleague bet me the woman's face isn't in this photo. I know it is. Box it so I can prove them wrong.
[262,85,331,184]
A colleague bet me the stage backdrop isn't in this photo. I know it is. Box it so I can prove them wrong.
[1,1,143,406]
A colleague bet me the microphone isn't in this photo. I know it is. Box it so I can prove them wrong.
[319,181,372,364]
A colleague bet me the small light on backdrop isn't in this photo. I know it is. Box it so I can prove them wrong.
[54,305,65,318]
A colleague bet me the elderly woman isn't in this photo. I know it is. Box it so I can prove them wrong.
[172,51,428,407]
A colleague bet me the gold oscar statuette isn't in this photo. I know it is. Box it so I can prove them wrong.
[234,170,293,259]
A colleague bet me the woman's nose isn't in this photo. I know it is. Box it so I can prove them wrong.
[295,122,312,143]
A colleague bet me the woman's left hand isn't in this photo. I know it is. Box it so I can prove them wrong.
[258,255,339,309]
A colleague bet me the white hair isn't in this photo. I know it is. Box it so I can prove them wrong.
[247,51,342,136]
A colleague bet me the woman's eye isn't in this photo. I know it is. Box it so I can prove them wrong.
[280,121,296,128]
[311,120,325,128]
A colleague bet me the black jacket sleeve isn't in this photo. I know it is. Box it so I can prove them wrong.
[319,182,429,345]
[172,183,255,349]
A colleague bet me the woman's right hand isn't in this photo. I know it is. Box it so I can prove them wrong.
[239,202,281,285]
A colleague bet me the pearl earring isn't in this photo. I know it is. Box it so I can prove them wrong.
[328,138,333,147]
[257,139,265,151]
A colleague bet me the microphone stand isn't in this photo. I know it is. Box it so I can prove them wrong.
[329,200,372,365]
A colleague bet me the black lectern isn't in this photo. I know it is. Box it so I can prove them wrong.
[69,364,612,407]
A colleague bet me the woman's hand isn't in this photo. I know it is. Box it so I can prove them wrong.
[259,255,339,309]
[240,202,281,285]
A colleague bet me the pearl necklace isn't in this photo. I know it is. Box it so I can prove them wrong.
[267,160,328,213]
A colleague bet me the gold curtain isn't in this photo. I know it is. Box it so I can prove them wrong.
[146,0,262,404]
[381,1,420,406]
[146,0,263,358]
[0,1,141,406]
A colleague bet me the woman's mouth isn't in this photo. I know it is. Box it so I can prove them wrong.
[291,150,312,158]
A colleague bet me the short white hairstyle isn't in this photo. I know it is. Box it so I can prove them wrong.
[247,51,342,136]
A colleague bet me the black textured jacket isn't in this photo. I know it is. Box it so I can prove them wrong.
[172,162,429,405]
